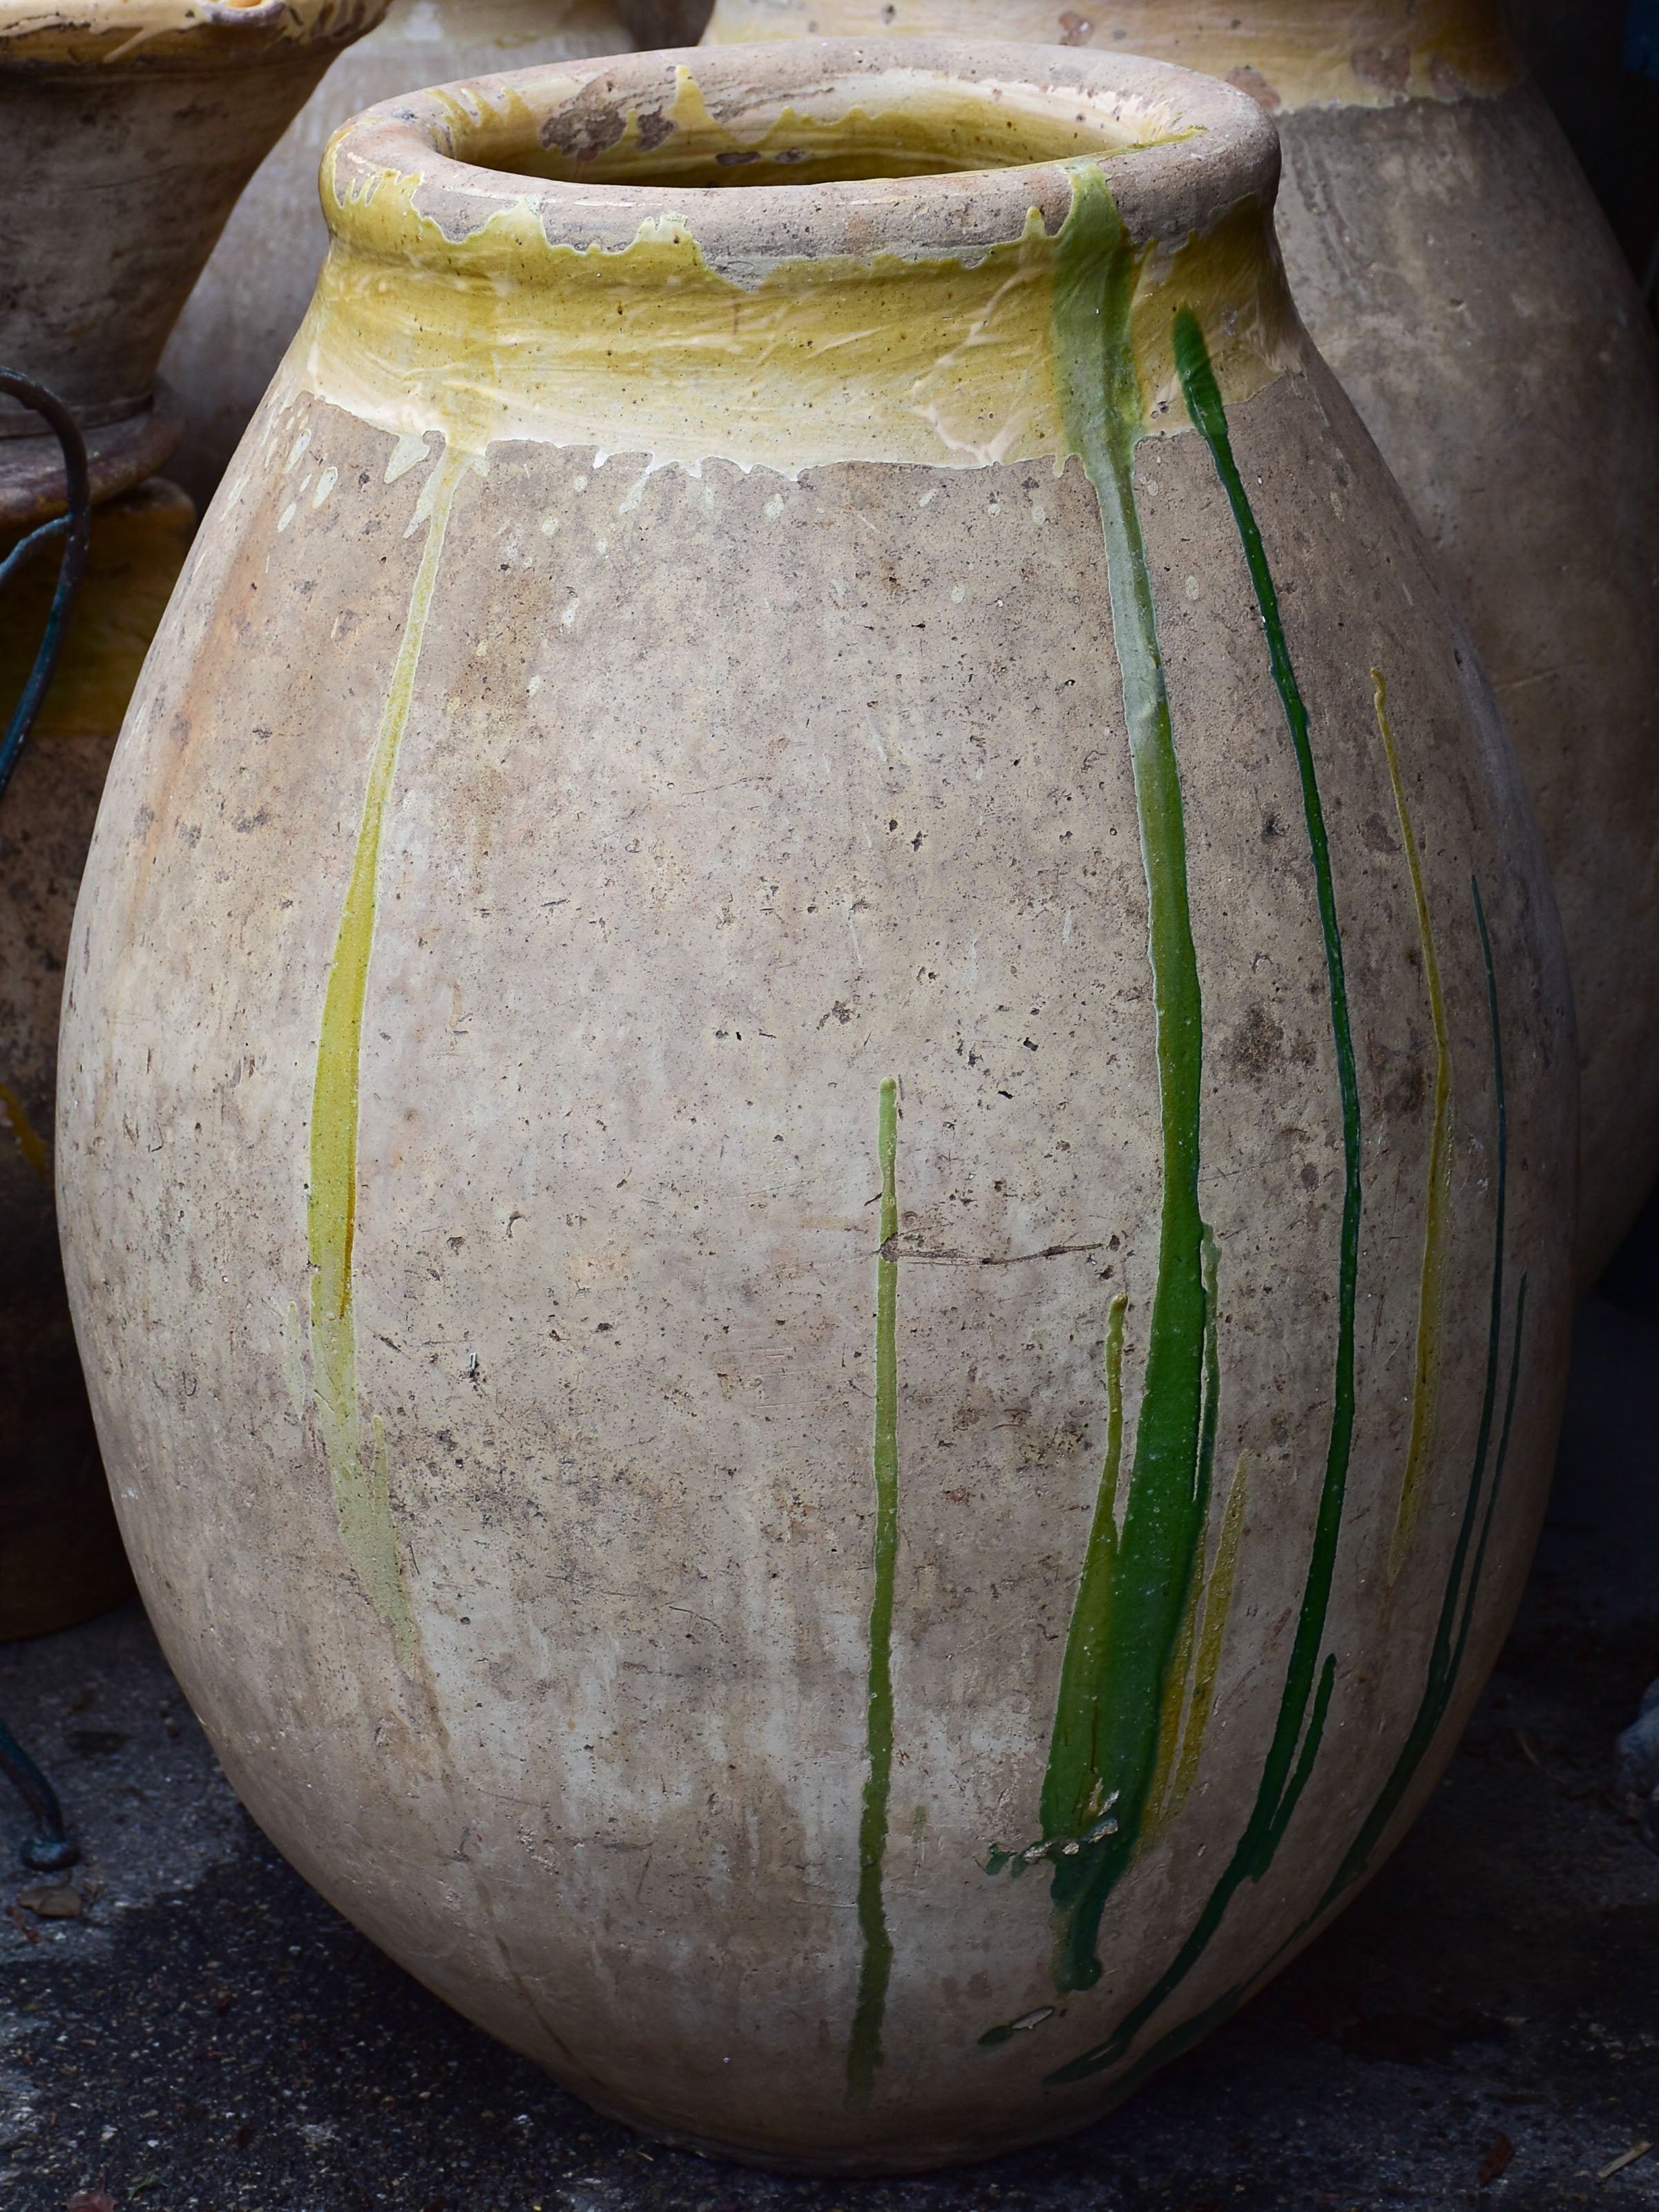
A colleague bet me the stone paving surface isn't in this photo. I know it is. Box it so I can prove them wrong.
[0,1237,1654,2212]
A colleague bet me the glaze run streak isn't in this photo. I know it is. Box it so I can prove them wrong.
[1042,304,1363,2088]
[307,450,463,1680]
[1028,166,1216,2001]
[1318,877,1522,1909]
[847,1076,901,2099]
[1050,875,1523,2099]
[1372,667,1455,1582]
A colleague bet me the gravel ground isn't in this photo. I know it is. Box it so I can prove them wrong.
[0,1240,1654,2212]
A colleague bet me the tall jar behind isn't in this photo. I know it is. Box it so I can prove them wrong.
[701,0,1659,1293]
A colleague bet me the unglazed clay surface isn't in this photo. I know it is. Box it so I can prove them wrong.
[698,0,1659,1290]
[59,42,1575,2170]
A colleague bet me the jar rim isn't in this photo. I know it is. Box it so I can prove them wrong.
[323,39,1281,275]
[0,0,383,69]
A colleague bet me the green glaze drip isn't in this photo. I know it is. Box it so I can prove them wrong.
[1372,669,1455,1583]
[847,1076,900,2101]
[1047,1290,1133,1791]
[1030,163,1217,2001]
[1065,882,1525,2093]
[307,452,462,1677]
[1107,1282,1528,2092]
[1041,305,1365,2089]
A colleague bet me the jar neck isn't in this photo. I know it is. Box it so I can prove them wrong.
[301,164,1300,476]
[702,0,1522,112]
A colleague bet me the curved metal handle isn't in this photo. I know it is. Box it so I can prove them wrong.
[0,370,92,806]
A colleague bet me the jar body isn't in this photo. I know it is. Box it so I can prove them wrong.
[0,0,383,1623]
[60,354,1573,2166]
[701,0,1659,1289]
[160,0,638,506]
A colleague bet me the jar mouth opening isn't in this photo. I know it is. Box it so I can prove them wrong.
[474,60,1163,194]
[327,41,1278,261]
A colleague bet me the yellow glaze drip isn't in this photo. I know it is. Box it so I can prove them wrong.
[305,73,1298,477]
[1169,1453,1249,1815]
[1142,1451,1249,1853]
[306,450,466,1679]
[701,0,1522,113]
[1144,1542,1204,1840]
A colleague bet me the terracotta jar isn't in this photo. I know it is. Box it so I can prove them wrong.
[161,0,652,506]
[0,0,387,512]
[0,0,383,1635]
[60,41,1575,2168]
[701,0,1659,1293]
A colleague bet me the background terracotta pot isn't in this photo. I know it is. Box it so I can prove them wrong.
[59,40,1575,2171]
[700,0,1659,1295]
[0,0,389,515]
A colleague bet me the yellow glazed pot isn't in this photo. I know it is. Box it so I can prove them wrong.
[61,41,1575,2169]
[702,0,1659,1293]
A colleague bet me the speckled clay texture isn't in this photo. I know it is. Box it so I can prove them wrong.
[59,41,1575,2171]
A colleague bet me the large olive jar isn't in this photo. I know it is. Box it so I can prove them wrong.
[60,41,1575,2170]
[702,0,1659,1293]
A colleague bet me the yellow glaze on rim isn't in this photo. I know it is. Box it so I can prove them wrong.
[700,0,1522,112]
[0,0,387,71]
[298,53,1303,476]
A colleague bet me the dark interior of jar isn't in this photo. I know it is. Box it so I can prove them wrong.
[485,77,1155,189]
